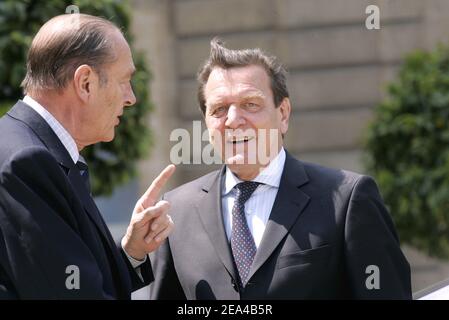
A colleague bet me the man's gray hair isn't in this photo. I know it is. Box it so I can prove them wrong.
[21,14,120,94]
[197,37,289,115]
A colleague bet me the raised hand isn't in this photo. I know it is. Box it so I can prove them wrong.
[121,164,176,260]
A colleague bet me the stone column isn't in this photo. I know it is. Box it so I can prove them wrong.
[130,0,180,194]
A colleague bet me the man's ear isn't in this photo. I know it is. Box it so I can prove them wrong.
[73,64,96,103]
[279,97,291,135]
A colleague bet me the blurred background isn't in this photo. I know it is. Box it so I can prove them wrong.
[2,0,449,295]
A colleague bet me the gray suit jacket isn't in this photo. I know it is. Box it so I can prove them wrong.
[150,152,411,299]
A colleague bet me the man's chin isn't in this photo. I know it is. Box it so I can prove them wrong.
[226,162,263,180]
[225,154,247,165]
[102,133,115,143]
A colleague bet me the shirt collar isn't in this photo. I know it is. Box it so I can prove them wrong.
[23,95,79,164]
[223,147,286,195]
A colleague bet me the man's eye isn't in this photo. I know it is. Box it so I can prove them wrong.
[211,106,226,116]
[244,102,259,109]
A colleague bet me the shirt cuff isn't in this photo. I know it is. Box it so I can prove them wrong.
[123,248,147,269]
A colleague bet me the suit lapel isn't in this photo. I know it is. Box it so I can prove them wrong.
[67,165,131,296]
[194,167,239,282]
[8,101,131,294]
[67,167,110,237]
[247,152,311,281]
[8,102,111,239]
[7,101,74,170]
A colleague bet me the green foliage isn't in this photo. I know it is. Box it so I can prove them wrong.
[365,45,449,258]
[0,0,153,196]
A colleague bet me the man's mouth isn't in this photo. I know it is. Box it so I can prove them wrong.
[228,136,255,144]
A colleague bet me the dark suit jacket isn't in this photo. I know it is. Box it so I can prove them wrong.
[150,152,412,299]
[0,101,152,299]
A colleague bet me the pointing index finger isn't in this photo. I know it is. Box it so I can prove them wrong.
[140,164,176,209]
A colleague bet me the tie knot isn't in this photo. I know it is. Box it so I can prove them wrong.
[76,160,88,172]
[75,158,91,193]
[76,155,89,173]
[234,181,260,204]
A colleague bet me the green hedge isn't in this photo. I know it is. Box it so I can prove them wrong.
[0,0,153,196]
[365,44,449,258]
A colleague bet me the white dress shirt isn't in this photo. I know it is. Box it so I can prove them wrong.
[222,148,286,248]
[23,95,146,269]
[23,95,79,164]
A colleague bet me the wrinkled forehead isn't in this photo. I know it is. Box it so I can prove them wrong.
[207,65,269,84]
[205,65,272,101]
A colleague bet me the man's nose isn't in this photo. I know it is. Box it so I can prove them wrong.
[124,86,137,107]
[225,105,245,128]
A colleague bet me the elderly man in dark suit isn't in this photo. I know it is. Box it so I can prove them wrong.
[0,14,175,299]
[149,39,412,299]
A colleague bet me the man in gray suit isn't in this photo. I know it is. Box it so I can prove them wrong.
[150,39,412,299]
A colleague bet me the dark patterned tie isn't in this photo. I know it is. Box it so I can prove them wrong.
[231,181,260,288]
